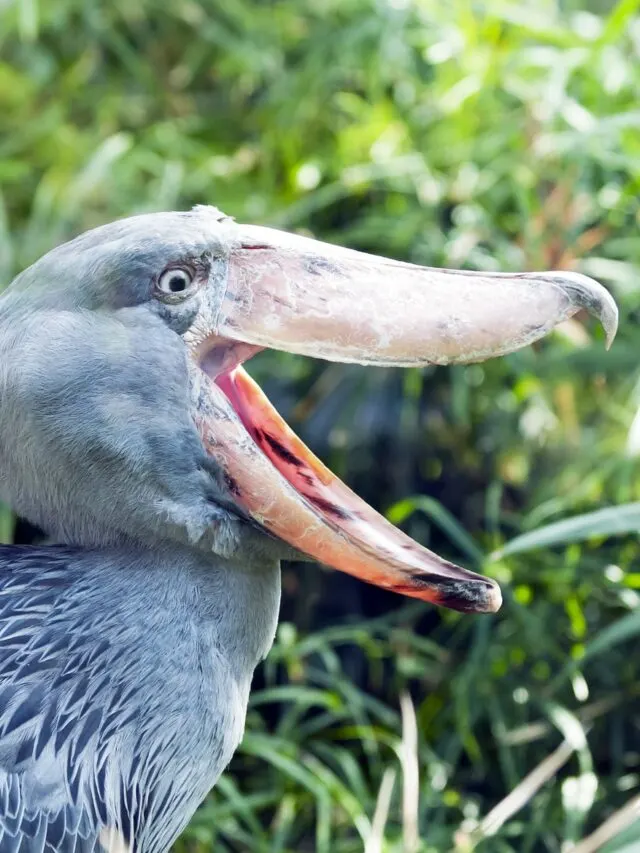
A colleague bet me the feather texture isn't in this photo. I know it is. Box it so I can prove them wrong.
[0,545,280,852]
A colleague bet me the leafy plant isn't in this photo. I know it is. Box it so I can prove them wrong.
[1,0,639,849]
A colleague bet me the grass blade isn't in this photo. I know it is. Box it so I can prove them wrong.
[491,504,640,559]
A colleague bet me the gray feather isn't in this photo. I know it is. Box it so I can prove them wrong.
[0,545,280,852]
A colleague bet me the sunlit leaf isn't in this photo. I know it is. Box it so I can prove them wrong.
[491,504,640,559]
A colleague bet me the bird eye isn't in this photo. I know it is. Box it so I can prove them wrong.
[156,267,195,299]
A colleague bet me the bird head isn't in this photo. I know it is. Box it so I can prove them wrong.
[0,205,618,613]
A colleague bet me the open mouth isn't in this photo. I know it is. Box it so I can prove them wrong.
[189,222,618,614]
[196,347,502,614]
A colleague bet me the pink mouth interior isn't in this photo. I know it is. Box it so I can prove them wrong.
[204,350,501,614]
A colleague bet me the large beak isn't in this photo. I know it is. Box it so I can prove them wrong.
[192,223,618,614]
[213,224,617,366]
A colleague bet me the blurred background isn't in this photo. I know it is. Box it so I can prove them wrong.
[1,0,639,850]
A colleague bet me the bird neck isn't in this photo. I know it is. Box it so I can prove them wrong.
[185,546,283,676]
[109,543,283,679]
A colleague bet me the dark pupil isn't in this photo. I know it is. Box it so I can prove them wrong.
[168,274,187,292]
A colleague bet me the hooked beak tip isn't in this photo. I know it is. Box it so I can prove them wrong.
[525,270,619,350]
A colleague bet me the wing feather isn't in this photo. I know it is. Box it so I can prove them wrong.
[0,546,126,853]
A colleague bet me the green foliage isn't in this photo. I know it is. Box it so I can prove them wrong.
[1,0,640,849]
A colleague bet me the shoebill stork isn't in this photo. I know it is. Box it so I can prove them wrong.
[0,205,617,851]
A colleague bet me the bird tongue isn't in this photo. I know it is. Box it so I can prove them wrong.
[213,367,501,613]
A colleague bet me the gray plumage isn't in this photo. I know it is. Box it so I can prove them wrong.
[0,207,289,851]
[0,545,279,851]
